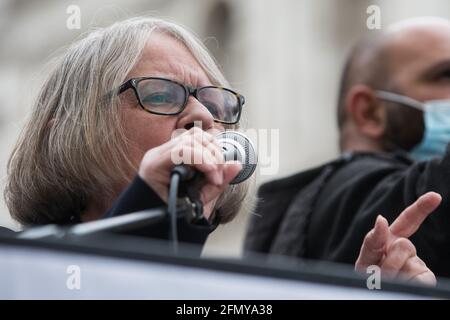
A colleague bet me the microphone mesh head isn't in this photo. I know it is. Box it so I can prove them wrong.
[216,131,257,184]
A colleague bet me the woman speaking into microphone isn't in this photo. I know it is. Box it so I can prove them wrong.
[4,17,251,245]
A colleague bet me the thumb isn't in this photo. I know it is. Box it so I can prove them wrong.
[222,161,242,185]
[355,215,389,271]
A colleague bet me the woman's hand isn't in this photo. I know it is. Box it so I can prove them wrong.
[355,192,441,286]
[138,127,241,220]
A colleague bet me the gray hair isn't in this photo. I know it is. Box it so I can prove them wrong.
[5,16,250,226]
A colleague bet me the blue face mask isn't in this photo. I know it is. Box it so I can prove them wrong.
[376,90,450,161]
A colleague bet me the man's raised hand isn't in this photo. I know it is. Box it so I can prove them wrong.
[355,192,442,286]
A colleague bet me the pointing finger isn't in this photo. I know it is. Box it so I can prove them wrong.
[389,192,441,238]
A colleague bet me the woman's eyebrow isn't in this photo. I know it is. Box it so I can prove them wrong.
[164,62,209,87]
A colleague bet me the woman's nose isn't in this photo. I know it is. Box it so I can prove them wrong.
[176,96,215,131]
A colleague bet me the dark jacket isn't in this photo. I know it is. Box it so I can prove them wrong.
[102,175,213,245]
[244,149,450,278]
[1,176,213,248]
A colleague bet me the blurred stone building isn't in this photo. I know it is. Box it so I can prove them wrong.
[1,0,450,256]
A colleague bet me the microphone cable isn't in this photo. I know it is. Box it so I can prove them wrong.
[168,164,197,254]
[168,171,181,254]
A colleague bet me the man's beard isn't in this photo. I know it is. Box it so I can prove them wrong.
[382,101,425,152]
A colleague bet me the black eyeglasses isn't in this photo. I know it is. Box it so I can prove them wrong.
[118,77,245,125]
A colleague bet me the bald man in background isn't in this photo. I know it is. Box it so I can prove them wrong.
[245,17,450,279]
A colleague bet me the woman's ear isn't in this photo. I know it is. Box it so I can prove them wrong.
[345,84,386,139]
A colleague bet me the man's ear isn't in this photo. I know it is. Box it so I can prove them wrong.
[345,84,386,139]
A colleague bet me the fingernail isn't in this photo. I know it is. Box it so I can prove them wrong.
[219,172,224,185]
[215,171,222,185]
[375,215,382,226]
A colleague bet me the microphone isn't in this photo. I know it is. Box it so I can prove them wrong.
[168,131,257,242]
[172,131,257,185]
[216,131,257,184]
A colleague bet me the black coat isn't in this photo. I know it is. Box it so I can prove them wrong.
[244,149,450,278]
[103,175,213,245]
[1,176,213,249]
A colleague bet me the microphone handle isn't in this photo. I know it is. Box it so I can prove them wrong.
[171,164,206,193]
[171,164,197,181]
